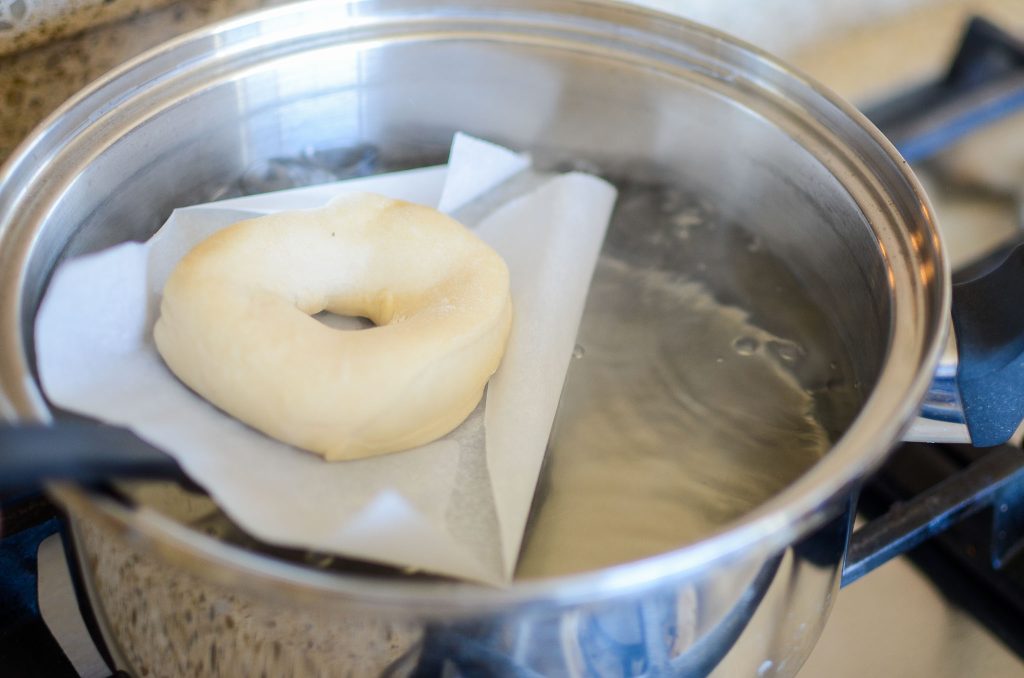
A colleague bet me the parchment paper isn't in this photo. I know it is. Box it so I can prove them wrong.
[35,134,616,584]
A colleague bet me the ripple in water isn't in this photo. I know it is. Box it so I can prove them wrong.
[732,336,760,356]
[517,258,830,578]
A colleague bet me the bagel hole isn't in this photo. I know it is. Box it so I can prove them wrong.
[313,311,375,331]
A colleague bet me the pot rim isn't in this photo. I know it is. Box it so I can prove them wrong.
[0,0,949,611]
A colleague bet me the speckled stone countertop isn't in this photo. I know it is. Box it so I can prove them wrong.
[0,0,177,56]
[0,0,290,162]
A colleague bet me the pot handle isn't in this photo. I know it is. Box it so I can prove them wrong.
[949,244,1024,446]
[906,245,1024,446]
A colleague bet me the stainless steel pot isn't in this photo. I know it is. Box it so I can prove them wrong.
[0,0,970,675]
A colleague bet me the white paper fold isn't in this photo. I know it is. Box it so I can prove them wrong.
[35,134,616,584]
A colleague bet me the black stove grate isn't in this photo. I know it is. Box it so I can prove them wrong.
[860,442,1024,659]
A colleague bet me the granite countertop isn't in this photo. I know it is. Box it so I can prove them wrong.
[0,0,288,162]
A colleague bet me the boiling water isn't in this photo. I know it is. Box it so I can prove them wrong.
[516,179,859,578]
[119,151,862,579]
[517,258,829,577]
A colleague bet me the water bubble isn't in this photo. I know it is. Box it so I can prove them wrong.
[746,235,762,252]
[767,339,805,366]
[715,357,725,364]
[572,345,586,359]
[659,190,685,214]
[671,211,702,240]
[757,660,774,676]
[732,336,759,356]
[829,361,838,371]
[672,211,702,228]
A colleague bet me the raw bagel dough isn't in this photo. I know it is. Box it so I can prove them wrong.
[153,193,512,461]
